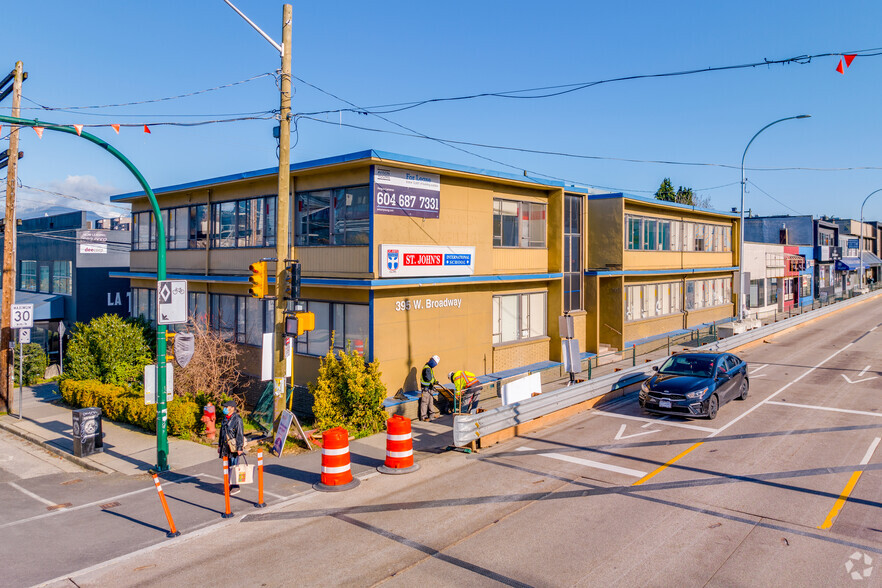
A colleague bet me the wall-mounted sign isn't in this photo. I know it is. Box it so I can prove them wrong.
[395,297,463,312]
[373,166,440,219]
[80,230,108,254]
[379,244,475,278]
[847,238,859,250]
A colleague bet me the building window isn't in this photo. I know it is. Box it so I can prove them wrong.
[800,275,812,298]
[492,292,547,344]
[295,186,369,246]
[209,197,276,249]
[20,260,36,291]
[132,211,154,251]
[624,281,683,322]
[493,199,546,248]
[563,194,582,311]
[684,277,732,311]
[52,261,72,295]
[188,292,208,324]
[768,279,779,304]
[295,301,369,356]
[749,279,765,308]
[190,205,208,248]
[37,264,50,293]
[626,216,730,253]
[131,288,156,322]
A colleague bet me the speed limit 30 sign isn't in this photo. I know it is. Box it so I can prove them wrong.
[11,304,34,329]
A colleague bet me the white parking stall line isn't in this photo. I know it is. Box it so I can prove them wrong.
[766,401,882,418]
[0,473,207,530]
[516,446,647,478]
[707,343,854,439]
[592,410,717,433]
[751,364,769,373]
[8,482,59,507]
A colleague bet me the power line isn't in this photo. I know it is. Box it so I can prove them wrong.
[294,46,882,117]
[746,179,805,215]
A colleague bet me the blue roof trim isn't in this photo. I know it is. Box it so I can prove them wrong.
[586,192,738,217]
[585,266,738,276]
[110,149,590,202]
[112,271,560,287]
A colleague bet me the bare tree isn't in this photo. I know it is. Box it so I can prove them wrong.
[173,318,243,405]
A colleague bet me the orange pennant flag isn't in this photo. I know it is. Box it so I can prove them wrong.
[73,124,83,136]
[844,54,856,67]
[111,124,120,134]
[143,125,151,134]
[836,59,844,74]
[34,127,44,138]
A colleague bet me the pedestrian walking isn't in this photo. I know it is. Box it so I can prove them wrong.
[218,399,244,495]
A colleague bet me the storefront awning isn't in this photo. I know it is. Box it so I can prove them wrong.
[835,258,859,271]
[8,291,65,321]
[860,251,882,267]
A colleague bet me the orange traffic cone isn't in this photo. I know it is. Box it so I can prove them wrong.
[313,427,360,492]
[378,415,420,475]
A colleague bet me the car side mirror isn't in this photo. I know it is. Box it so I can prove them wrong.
[652,366,659,372]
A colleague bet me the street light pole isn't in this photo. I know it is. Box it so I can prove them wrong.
[858,188,882,290]
[738,115,810,320]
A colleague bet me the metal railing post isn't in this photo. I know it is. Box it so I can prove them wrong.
[632,344,636,366]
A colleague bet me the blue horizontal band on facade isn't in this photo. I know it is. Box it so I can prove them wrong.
[585,266,739,276]
[111,271,563,287]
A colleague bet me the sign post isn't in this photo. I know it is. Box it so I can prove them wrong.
[155,280,187,472]
[10,304,33,420]
[58,322,66,375]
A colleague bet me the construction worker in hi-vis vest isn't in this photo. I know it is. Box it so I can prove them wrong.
[419,355,440,421]
[447,370,481,414]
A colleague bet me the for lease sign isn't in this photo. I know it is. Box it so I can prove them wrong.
[379,244,475,278]
[373,166,441,219]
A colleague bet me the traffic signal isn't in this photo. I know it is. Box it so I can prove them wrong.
[284,261,301,300]
[285,311,315,337]
[248,261,268,298]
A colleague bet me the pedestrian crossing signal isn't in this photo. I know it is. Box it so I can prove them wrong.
[249,261,268,298]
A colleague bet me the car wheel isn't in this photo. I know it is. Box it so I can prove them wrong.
[706,394,719,420]
[738,379,749,401]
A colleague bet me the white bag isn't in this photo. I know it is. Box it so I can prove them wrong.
[232,457,254,485]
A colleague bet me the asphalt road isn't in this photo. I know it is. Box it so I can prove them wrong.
[37,299,882,587]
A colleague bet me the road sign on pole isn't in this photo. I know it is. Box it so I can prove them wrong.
[157,280,187,325]
[19,328,30,344]
[11,304,34,329]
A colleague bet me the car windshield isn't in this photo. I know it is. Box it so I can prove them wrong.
[658,356,715,377]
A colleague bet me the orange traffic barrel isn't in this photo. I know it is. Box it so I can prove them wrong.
[378,415,420,475]
[313,427,361,492]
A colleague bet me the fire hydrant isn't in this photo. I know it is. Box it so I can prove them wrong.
[201,403,216,440]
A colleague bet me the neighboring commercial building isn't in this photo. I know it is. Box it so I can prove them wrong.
[830,217,882,289]
[111,150,739,399]
[740,242,785,318]
[744,215,840,301]
[0,211,131,362]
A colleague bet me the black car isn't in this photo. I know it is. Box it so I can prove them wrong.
[638,352,748,420]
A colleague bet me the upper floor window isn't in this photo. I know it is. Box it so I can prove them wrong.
[52,261,72,295]
[132,211,156,251]
[211,196,276,249]
[493,199,546,248]
[626,215,731,253]
[295,186,370,246]
[20,260,36,291]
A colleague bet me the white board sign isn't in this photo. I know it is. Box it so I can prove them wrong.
[144,364,174,405]
[19,328,30,344]
[11,304,34,329]
[501,373,542,406]
[261,332,273,381]
[379,244,475,278]
[156,280,188,325]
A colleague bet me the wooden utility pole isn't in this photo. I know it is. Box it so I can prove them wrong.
[1,61,23,413]
[273,4,293,424]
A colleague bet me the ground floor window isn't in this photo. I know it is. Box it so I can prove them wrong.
[295,301,369,356]
[624,281,683,322]
[208,294,274,344]
[131,288,156,322]
[818,264,832,288]
[749,279,766,308]
[799,275,812,298]
[492,291,547,344]
[685,277,732,311]
[768,279,779,304]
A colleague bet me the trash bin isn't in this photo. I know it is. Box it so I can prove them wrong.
[72,407,104,457]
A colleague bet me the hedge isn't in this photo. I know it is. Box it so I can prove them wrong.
[59,379,201,437]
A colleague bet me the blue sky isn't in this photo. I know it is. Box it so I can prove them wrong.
[2,1,882,220]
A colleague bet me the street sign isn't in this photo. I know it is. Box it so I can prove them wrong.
[58,322,66,337]
[11,304,34,329]
[156,280,188,325]
[144,364,174,405]
[19,328,30,344]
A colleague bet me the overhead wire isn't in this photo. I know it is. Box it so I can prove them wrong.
[746,180,805,215]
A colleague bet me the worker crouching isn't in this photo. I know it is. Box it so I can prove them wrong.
[442,370,481,415]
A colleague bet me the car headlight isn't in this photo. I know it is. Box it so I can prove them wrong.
[641,381,650,393]
[685,387,709,400]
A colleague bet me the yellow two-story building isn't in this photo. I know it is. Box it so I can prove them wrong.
[112,150,739,402]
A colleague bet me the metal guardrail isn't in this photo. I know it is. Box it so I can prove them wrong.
[452,289,882,447]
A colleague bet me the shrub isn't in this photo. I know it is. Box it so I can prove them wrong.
[310,336,387,437]
[59,379,201,437]
[14,342,48,386]
[64,314,153,388]
[172,318,242,406]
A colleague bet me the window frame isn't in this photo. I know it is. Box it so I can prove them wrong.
[492,198,547,249]
[492,291,548,344]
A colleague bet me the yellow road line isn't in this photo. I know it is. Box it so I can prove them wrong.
[817,471,865,530]
[632,442,703,486]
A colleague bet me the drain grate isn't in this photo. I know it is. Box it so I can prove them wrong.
[61,479,83,485]
[46,503,71,511]
[100,501,121,510]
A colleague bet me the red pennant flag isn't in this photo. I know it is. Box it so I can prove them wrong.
[844,54,856,67]
[73,124,83,136]
[111,124,120,134]
[0,125,3,136]
[33,126,44,138]
[143,125,151,134]
[836,59,844,74]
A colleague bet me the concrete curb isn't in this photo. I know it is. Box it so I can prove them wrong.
[0,418,114,475]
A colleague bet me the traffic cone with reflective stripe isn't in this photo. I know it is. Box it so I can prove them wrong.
[313,427,360,492]
[378,415,420,475]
